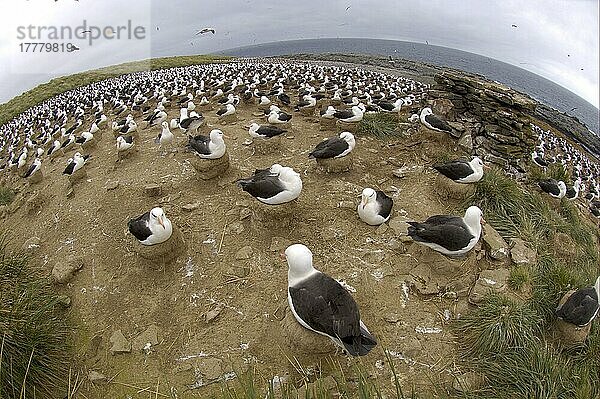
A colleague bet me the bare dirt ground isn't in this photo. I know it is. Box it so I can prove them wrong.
[1,91,492,397]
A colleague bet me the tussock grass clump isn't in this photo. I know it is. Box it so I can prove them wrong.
[453,294,542,359]
[529,163,572,184]
[0,239,72,399]
[0,186,15,206]
[221,351,414,399]
[357,113,402,139]
[508,265,531,290]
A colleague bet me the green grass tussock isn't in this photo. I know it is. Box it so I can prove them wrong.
[454,295,542,359]
[357,113,404,139]
[0,238,72,399]
[0,186,15,206]
[0,54,231,126]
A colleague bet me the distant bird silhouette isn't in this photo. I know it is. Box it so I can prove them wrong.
[511,24,518,28]
[196,28,216,35]
[346,5,351,10]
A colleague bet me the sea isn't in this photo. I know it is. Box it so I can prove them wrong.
[216,38,599,135]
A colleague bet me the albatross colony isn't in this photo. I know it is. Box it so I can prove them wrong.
[1,58,599,393]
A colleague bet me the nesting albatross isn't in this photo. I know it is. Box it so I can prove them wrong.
[407,206,484,257]
[433,156,487,183]
[285,244,377,356]
[357,188,393,225]
[556,276,600,327]
[236,164,302,205]
[128,207,173,246]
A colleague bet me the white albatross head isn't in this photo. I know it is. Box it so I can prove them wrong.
[360,187,377,207]
[285,244,316,285]
[463,206,485,233]
[149,207,169,230]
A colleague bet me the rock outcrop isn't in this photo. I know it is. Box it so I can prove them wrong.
[432,71,538,168]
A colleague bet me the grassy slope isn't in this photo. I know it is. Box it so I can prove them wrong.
[0,54,231,127]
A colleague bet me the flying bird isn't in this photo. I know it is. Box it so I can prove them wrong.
[511,24,518,28]
[196,28,216,35]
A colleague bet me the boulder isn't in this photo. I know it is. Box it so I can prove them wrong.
[510,238,537,265]
[482,224,509,261]
[51,255,84,284]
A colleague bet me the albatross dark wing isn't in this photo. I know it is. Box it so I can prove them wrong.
[433,160,473,180]
[407,221,473,251]
[308,137,348,159]
[188,134,211,155]
[289,272,376,356]
[556,287,599,327]
[127,211,152,241]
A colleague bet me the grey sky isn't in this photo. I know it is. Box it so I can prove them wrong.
[1,0,598,107]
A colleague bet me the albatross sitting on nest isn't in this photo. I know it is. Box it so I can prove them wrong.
[285,243,377,356]
[407,206,484,257]
[236,164,302,205]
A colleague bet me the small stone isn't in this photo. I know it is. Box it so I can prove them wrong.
[387,238,406,253]
[482,224,509,260]
[239,208,252,220]
[109,330,131,354]
[51,255,84,284]
[206,304,224,323]
[88,370,107,383]
[510,238,537,265]
[452,372,485,392]
[132,325,159,351]
[364,250,385,263]
[144,184,161,197]
[392,165,424,178]
[229,222,245,234]
[104,180,119,190]
[235,246,253,260]
[469,268,510,305]
[270,236,291,252]
[182,202,200,212]
[384,313,402,323]
[22,237,41,252]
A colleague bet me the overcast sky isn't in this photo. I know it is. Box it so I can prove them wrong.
[0,0,598,108]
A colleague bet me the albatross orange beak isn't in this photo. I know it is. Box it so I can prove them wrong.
[279,251,287,262]
[483,164,491,169]
[481,217,486,225]
[158,215,166,229]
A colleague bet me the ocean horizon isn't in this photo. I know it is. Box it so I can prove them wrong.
[216,38,599,135]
